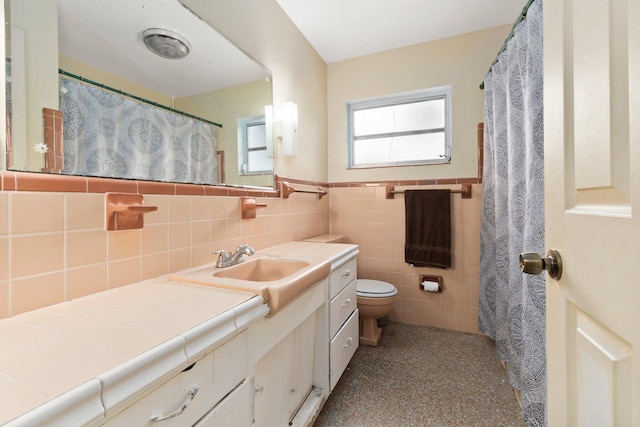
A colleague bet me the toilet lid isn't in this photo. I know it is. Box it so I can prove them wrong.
[357,279,398,297]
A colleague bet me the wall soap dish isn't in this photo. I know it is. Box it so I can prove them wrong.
[241,196,267,219]
[106,193,158,231]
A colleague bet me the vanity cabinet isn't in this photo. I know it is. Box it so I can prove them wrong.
[328,256,359,390]
[98,256,349,427]
[101,332,252,427]
[1,242,360,427]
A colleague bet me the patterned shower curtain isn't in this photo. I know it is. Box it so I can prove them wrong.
[59,77,219,184]
[479,1,545,426]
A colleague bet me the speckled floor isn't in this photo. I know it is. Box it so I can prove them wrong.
[314,321,527,427]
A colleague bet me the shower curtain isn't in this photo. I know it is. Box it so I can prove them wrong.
[59,77,219,184]
[479,1,545,426]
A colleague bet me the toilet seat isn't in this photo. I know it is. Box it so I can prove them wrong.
[356,279,398,298]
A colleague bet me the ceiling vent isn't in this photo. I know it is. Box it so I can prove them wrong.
[142,28,191,59]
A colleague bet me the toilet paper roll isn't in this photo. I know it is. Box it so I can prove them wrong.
[422,280,440,292]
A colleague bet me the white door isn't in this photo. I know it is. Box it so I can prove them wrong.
[543,0,640,425]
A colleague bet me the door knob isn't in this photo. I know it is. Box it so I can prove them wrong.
[519,249,563,280]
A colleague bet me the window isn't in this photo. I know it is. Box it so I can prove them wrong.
[347,86,451,168]
[237,115,273,175]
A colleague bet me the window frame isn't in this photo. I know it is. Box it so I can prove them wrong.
[237,114,273,176]
[346,86,452,169]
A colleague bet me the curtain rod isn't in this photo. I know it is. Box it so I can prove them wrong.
[479,0,536,90]
[58,69,223,128]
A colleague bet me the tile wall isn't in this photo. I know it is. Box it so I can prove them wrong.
[0,172,329,319]
[330,181,483,333]
[0,171,484,335]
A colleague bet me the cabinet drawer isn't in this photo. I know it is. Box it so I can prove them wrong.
[102,332,249,426]
[194,379,253,427]
[329,309,359,391]
[329,258,356,299]
[329,280,357,338]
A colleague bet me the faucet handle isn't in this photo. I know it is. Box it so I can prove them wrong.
[214,250,228,261]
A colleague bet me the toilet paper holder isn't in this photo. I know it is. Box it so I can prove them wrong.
[419,275,443,292]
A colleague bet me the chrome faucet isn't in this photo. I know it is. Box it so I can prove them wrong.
[215,243,255,268]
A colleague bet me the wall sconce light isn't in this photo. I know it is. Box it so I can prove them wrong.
[280,102,298,156]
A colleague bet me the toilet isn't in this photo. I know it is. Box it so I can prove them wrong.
[356,279,398,346]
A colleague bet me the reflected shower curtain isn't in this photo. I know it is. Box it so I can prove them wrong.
[479,1,545,426]
[60,77,219,184]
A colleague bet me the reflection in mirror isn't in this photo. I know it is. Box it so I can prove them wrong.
[5,0,274,189]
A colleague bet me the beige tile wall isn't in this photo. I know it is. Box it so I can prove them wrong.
[0,172,483,334]
[0,190,329,318]
[330,184,482,333]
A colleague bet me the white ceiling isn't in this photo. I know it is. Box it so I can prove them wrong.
[276,0,529,63]
[55,0,528,98]
[57,0,269,98]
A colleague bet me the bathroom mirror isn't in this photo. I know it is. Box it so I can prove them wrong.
[5,0,275,189]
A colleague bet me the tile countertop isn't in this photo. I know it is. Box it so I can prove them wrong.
[0,278,266,426]
[259,241,358,268]
[240,241,358,275]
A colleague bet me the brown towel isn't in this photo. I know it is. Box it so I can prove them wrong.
[404,189,451,268]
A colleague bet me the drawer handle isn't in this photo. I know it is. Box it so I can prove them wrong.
[342,299,351,307]
[150,385,199,422]
[343,337,353,348]
[341,270,351,277]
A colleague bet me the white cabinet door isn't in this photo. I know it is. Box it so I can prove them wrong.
[329,279,357,337]
[194,379,253,427]
[287,315,316,417]
[100,353,216,427]
[101,332,250,426]
[329,310,358,391]
[254,332,294,427]
[254,314,317,426]
[328,258,356,298]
